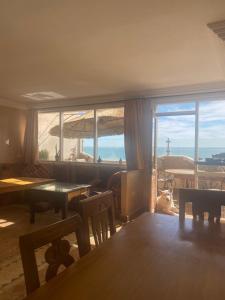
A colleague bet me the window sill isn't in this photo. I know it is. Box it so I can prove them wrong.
[36,160,127,169]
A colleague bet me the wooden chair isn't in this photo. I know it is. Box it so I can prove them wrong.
[19,214,88,295]
[107,171,123,217]
[80,191,116,251]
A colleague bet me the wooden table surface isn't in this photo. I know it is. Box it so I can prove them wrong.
[24,213,225,300]
[0,177,55,194]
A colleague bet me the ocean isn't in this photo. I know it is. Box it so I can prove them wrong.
[84,146,225,161]
[84,146,126,161]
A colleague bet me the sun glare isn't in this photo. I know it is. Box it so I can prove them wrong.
[0,178,32,185]
[0,219,14,228]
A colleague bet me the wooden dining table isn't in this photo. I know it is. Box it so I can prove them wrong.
[23,213,225,300]
[0,177,55,194]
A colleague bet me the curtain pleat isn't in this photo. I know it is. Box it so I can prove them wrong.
[124,99,153,210]
[23,110,38,164]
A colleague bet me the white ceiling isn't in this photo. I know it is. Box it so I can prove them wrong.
[1,0,225,108]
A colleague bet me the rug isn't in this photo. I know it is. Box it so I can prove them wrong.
[0,205,82,300]
[0,204,122,300]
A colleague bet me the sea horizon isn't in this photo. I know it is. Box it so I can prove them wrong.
[84,146,225,161]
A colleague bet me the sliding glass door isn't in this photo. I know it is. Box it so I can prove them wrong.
[152,98,225,217]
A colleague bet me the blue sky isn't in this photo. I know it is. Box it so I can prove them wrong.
[40,101,225,152]
[156,102,195,113]
[157,101,225,148]
[84,135,125,148]
[84,101,225,149]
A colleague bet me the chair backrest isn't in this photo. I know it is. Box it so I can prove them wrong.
[19,214,86,295]
[107,171,123,190]
[107,171,124,216]
[80,191,116,249]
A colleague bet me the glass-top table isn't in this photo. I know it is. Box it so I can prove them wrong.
[27,182,91,223]
[31,182,91,193]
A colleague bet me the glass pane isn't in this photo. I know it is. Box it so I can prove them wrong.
[38,112,60,161]
[156,102,195,113]
[96,107,125,163]
[199,100,225,160]
[157,115,195,159]
[63,110,94,162]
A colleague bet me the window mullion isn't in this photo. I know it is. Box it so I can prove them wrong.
[194,101,199,188]
[94,109,98,162]
[60,112,64,161]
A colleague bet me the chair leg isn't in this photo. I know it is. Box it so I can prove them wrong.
[199,212,204,221]
[54,206,60,214]
[208,213,214,224]
[30,207,35,224]
[61,197,68,219]
[216,217,221,224]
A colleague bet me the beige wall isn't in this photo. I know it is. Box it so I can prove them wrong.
[0,106,27,163]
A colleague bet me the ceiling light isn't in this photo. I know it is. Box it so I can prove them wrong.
[22,91,65,101]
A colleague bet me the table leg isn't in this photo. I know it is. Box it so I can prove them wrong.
[61,195,68,219]
[30,203,35,224]
[192,201,198,221]
[179,196,185,223]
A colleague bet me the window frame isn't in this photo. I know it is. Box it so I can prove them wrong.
[153,100,198,163]
[153,98,225,188]
[37,103,126,165]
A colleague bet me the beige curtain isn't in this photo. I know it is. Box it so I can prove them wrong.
[124,99,153,210]
[23,110,38,164]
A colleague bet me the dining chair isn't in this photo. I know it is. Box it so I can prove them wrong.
[80,191,116,250]
[19,214,87,295]
[107,171,123,218]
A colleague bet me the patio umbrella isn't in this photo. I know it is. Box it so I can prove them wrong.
[49,108,124,139]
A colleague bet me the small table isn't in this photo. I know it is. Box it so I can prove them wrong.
[0,177,55,194]
[179,188,225,223]
[27,182,91,222]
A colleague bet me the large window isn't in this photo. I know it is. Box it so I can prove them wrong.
[157,115,195,158]
[155,102,196,159]
[155,100,225,160]
[38,106,125,164]
[63,110,94,162]
[156,102,195,114]
[97,107,125,162]
[199,100,225,159]
[38,112,60,161]
[154,99,225,218]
